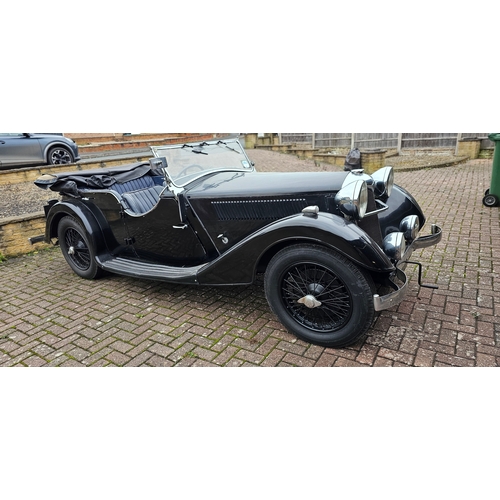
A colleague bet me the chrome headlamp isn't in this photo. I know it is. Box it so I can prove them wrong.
[371,166,394,199]
[343,169,373,186]
[342,166,394,201]
[335,180,368,220]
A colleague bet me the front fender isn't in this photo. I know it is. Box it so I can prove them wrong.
[197,211,394,285]
[379,184,426,237]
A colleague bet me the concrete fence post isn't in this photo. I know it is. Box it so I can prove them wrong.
[455,133,462,155]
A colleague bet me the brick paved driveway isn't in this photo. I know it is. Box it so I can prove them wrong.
[1,154,498,367]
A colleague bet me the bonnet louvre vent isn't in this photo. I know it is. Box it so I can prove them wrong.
[212,199,307,221]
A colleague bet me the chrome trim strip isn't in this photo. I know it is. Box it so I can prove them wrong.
[373,224,442,311]
[373,224,443,311]
[364,199,389,217]
[373,268,408,312]
[412,224,442,250]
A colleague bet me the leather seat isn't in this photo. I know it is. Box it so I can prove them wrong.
[111,176,156,194]
[121,185,164,215]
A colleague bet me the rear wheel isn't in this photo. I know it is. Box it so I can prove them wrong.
[264,245,375,348]
[57,216,103,279]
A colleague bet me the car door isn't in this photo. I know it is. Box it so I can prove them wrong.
[122,191,210,266]
[0,133,43,167]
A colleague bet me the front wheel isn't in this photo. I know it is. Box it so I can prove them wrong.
[57,216,103,279]
[47,146,74,165]
[264,245,375,348]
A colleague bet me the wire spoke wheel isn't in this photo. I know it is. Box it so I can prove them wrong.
[265,245,375,348]
[57,216,103,280]
[281,262,352,332]
[64,227,91,271]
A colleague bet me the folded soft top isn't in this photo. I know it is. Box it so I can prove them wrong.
[34,162,155,196]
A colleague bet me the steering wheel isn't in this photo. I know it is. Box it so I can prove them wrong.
[177,164,204,178]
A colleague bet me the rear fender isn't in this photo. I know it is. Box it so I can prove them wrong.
[45,200,108,255]
[197,211,394,285]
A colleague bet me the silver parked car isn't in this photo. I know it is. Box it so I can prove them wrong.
[0,133,80,169]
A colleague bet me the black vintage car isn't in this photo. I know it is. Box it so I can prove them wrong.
[34,138,441,348]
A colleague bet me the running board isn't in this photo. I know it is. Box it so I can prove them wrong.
[95,256,205,284]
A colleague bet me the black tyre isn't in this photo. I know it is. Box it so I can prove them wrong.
[483,193,499,207]
[47,146,74,165]
[57,216,103,279]
[264,245,375,348]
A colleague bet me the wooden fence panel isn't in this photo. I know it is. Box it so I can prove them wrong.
[401,133,458,148]
[280,133,312,143]
[279,133,495,150]
[314,133,351,148]
[354,133,399,149]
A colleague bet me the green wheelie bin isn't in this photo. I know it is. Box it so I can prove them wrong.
[483,133,500,207]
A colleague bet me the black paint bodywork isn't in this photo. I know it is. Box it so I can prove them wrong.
[36,154,428,287]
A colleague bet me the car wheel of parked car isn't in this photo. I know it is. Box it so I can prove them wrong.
[48,146,74,165]
[57,216,103,279]
[264,244,375,348]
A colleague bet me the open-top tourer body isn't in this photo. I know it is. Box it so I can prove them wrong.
[35,138,441,347]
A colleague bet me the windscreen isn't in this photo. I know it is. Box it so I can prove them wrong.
[152,140,254,187]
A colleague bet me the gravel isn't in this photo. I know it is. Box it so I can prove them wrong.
[0,181,54,219]
[0,149,467,219]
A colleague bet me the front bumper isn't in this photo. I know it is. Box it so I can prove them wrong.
[373,224,442,312]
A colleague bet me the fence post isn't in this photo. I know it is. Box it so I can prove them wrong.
[397,133,403,154]
[312,133,316,149]
[455,133,462,155]
[351,133,355,149]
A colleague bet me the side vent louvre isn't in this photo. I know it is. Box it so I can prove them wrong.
[212,199,307,221]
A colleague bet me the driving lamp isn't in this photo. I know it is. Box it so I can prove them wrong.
[399,215,420,241]
[383,232,406,261]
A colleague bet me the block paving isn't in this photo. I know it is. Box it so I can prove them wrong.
[1,153,499,367]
